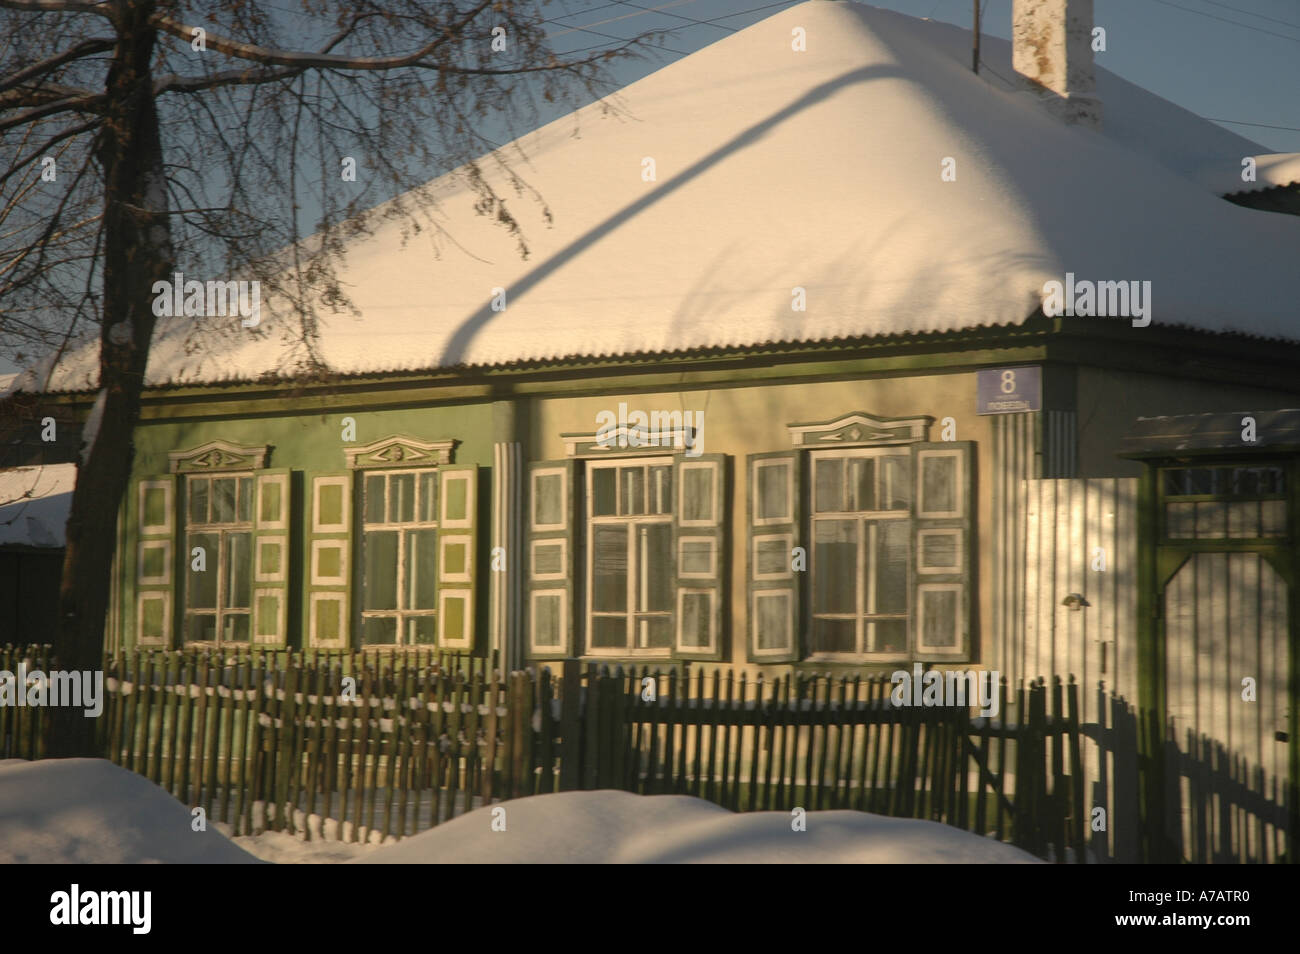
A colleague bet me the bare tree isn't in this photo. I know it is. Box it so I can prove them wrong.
[0,0,656,755]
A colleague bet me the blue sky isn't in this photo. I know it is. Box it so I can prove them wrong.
[544,0,1300,153]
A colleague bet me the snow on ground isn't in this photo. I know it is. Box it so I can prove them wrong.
[0,760,1039,863]
[352,790,1042,864]
[0,759,261,863]
[0,463,75,548]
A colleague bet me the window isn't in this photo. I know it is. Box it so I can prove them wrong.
[183,474,254,645]
[747,435,971,663]
[360,469,438,646]
[810,450,911,655]
[1161,464,1287,540]
[587,459,675,654]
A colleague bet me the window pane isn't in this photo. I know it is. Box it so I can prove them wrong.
[636,616,672,649]
[681,467,711,522]
[639,524,673,613]
[185,613,215,644]
[591,616,626,649]
[419,472,438,523]
[922,589,959,648]
[592,525,628,612]
[872,520,909,615]
[237,477,253,522]
[186,532,219,609]
[363,530,399,611]
[227,532,252,609]
[408,529,438,610]
[592,469,617,517]
[813,519,856,614]
[680,592,711,648]
[188,478,209,525]
[871,619,907,654]
[755,593,790,651]
[814,458,843,513]
[849,457,875,511]
[620,466,645,516]
[411,615,437,646]
[922,457,956,514]
[534,473,563,526]
[365,474,386,524]
[811,618,855,653]
[390,473,415,523]
[362,616,396,646]
[223,613,250,644]
[213,478,237,523]
[650,466,674,517]
[881,455,911,510]
[757,463,789,521]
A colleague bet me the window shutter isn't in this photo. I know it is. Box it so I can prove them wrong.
[675,454,725,660]
[308,472,352,650]
[135,476,177,648]
[747,452,801,662]
[252,468,292,648]
[912,441,972,661]
[437,465,478,652]
[526,461,576,658]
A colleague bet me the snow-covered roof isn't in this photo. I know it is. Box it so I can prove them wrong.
[13,0,1300,393]
[0,463,75,548]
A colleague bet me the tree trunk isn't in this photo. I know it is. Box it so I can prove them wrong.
[48,4,171,758]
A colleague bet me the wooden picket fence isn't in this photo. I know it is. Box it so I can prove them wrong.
[5,643,1290,861]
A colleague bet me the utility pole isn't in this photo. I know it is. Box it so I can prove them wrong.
[973,0,981,73]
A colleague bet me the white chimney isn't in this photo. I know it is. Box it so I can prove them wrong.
[1012,0,1102,127]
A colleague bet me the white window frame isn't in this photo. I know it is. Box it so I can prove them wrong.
[183,472,256,647]
[359,467,439,648]
[586,456,674,657]
[808,448,912,660]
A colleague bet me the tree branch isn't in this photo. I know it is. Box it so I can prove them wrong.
[0,0,113,15]
[148,0,495,71]
[0,37,114,95]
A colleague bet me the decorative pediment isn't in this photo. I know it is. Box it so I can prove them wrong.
[345,435,456,470]
[169,440,270,474]
[788,412,932,449]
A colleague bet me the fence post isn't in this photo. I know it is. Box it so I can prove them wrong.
[558,659,582,792]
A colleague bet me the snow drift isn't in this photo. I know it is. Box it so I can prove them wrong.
[351,790,1043,864]
[0,759,262,864]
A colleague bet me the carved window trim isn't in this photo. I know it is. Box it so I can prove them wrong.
[344,435,456,471]
[169,439,270,474]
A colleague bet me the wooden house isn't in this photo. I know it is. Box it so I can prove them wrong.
[6,0,1299,856]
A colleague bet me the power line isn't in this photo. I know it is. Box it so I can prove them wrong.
[1195,0,1300,31]
[1202,117,1300,133]
[1147,0,1300,44]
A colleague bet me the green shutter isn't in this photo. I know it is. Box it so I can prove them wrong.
[252,468,292,648]
[912,441,972,661]
[747,451,801,663]
[308,472,352,650]
[135,475,176,648]
[437,465,478,652]
[675,454,725,660]
[526,461,576,658]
